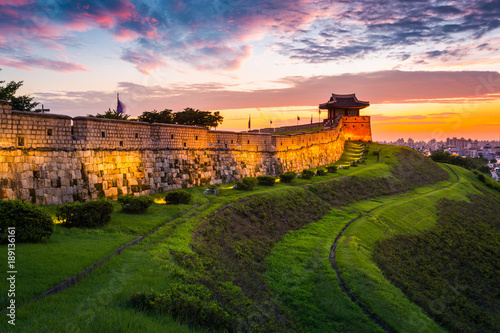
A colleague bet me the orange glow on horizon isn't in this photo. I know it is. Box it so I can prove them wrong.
[216,99,500,142]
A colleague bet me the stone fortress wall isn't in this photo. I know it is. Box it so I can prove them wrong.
[0,101,347,205]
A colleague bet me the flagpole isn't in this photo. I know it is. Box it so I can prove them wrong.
[116,93,119,119]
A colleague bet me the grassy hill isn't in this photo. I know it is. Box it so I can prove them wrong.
[0,142,498,332]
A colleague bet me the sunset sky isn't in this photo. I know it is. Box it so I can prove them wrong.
[1,0,500,141]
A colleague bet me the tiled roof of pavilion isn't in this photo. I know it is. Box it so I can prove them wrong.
[319,93,370,109]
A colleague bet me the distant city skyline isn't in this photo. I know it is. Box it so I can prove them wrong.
[1,1,500,141]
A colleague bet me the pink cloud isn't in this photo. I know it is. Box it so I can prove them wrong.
[120,49,167,75]
[0,57,88,72]
[0,0,34,5]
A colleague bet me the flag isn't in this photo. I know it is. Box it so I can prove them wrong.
[297,115,300,121]
[270,120,273,125]
[311,115,313,124]
[117,93,125,114]
[248,115,251,129]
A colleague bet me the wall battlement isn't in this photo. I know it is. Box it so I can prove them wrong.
[0,100,347,204]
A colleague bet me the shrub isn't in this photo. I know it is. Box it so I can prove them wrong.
[279,171,297,183]
[0,200,54,243]
[301,169,315,179]
[235,177,258,191]
[477,173,486,182]
[351,161,358,167]
[118,195,154,214]
[56,200,114,228]
[316,168,327,176]
[130,285,233,331]
[372,151,379,156]
[326,165,337,173]
[257,175,276,186]
[165,189,192,204]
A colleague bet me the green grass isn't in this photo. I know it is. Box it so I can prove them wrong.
[267,209,383,333]
[1,143,495,332]
[335,165,494,332]
[373,191,500,333]
[0,142,380,331]
[0,200,194,309]
[263,151,454,332]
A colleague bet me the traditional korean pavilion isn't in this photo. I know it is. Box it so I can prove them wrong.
[319,93,370,120]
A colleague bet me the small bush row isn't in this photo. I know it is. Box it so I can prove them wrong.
[165,189,192,204]
[257,175,276,186]
[235,177,259,191]
[316,168,327,176]
[56,200,114,228]
[301,169,315,179]
[118,195,154,214]
[279,171,297,183]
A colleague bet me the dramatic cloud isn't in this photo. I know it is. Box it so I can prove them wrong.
[3,0,497,73]
[277,0,500,64]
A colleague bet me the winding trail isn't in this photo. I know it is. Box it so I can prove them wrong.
[329,165,459,333]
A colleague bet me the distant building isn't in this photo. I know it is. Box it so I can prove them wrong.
[466,149,478,158]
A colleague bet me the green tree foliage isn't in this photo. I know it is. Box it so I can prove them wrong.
[137,109,174,123]
[0,69,39,111]
[87,108,129,120]
[173,107,223,128]
[430,151,490,173]
[138,107,223,128]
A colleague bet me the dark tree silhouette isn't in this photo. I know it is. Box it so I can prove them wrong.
[0,69,39,111]
[137,109,174,123]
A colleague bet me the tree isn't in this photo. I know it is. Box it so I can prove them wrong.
[137,109,174,123]
[0,69,39,111]
[87,108,129,120]
[173,107,223,129]
[136,107,224,129]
